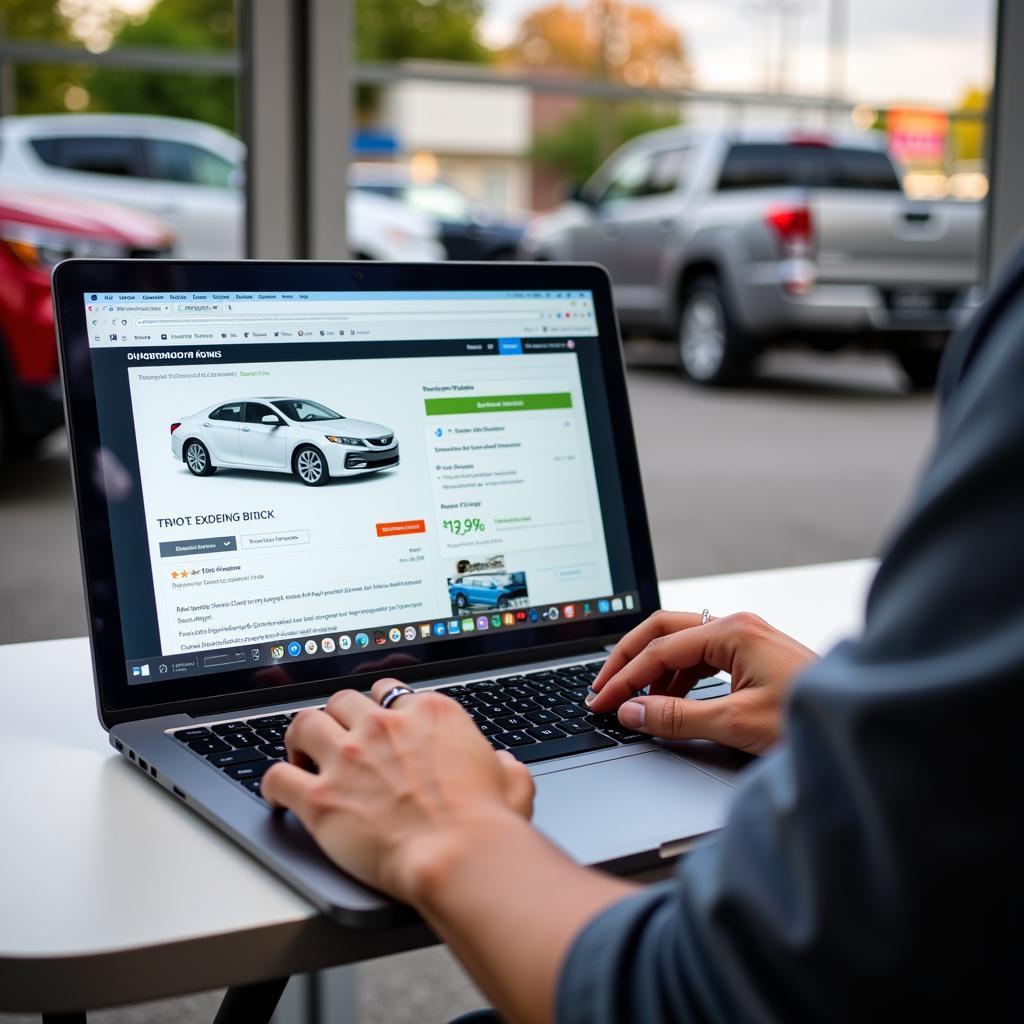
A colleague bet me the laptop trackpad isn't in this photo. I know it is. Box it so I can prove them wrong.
[532,750,734,865]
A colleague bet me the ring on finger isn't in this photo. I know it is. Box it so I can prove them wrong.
[380,685,416,710]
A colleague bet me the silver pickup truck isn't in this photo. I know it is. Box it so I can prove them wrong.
[519,127,984,387]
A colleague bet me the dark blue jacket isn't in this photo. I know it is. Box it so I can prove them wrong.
[558,251,1023,1021]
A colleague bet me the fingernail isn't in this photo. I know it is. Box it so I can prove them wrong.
[584,687,598,706]
[619,700,646,729]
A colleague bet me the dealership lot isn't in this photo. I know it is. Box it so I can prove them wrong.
[0,346,936,647]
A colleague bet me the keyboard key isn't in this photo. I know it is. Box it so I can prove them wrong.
[477,721,499,736]
[598,725,647,744]
[502,685,534,700]
[441,685,468,697]
[495,730,535,747]
[211,722,249,736]
[468,679,499,690]
[560,686,590,703]
[467,710,488,724]
[226,760,274,780]
[512,731,616,764]
[493,715,529,731]
[209,748,266,768]
[257,743,288,758]
[241,777,266,796]
[227,732,263,748]
[502,698,537,715]
[254,727,286,743]
[174,727,212,742]
[524,709,560,725]
[532,693,564,709]
[188,737,230,755]
[476,702,507,718]
[527,725,566,742]
[523,680,563,695]
[555,704,586,719]
[559,719,595,735]
[488,737,507,750]
[246,714,291,728]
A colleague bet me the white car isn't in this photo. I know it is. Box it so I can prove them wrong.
[171,398,399,486]
[0,114,444,261]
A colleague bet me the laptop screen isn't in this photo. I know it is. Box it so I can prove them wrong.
[78,284,645,693]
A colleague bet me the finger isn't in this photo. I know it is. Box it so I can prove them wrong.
[260,760,317,811]
[496,750,535,818]
[617,694,729,743]
[592,611,705,693]
[589,621,719,713]
[325,687,380,728]
[285,707,344,767]
[370,677,419,710]
[649,663,721,698]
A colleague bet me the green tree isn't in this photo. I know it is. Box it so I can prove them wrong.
[532,101,680,183]
[356,0,490,64]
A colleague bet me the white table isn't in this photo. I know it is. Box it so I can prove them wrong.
[0,559,876,1017]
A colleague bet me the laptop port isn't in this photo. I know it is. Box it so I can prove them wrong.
[139,758,148,772]
[172,785,186,800]
[128,749,136,761]
[150,766,157,778]
[114,739,123,752]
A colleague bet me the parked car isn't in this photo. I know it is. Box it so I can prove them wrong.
[519,127,984,387]
[448,572,528,611]
[0,114,445,262]
[350,164,524,260]
[0,187,173,460]
[171,398,399,486]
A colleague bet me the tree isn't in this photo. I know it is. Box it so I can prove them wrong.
[532,100,680,183]
[356,0,490,64]
[950,86,988,166]
[503,0,692,89]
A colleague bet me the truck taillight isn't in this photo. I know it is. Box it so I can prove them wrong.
[765,204,815,295]
[170,422,181,434]
[765,204,813,248]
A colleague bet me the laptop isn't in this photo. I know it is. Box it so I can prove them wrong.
[53,259,738,925]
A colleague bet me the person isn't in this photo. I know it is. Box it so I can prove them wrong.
[261,247,1022,1022]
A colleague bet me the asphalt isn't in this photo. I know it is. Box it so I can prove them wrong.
[0,345,937,1023]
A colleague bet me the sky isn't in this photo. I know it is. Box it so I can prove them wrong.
[478,0,996,108]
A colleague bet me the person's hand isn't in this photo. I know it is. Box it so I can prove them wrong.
[261,680,535,902]
[587,611,818,754]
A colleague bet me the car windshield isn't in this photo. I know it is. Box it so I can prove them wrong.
[273,399,343,422]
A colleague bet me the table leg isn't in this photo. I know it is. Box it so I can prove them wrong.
[213,977,289,1024]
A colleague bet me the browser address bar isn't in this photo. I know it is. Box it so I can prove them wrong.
[135,311,546,327]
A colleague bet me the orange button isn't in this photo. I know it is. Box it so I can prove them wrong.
[376,519,426,537]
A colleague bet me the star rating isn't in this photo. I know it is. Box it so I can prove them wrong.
[170,569,190,580]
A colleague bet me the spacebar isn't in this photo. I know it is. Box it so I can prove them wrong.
[512,732,617,764]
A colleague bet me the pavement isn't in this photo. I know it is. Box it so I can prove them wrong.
[0,347,937,1023]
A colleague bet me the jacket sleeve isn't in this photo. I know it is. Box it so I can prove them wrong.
[557,262,1024,1023]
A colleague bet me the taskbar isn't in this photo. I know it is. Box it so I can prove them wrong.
[126,592,639,683]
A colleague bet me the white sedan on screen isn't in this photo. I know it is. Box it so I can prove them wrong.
[170,397,399,486]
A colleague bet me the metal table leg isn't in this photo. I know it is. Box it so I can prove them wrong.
[213,977,289,1024]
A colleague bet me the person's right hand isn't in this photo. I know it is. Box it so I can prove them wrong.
[586,611,818,754]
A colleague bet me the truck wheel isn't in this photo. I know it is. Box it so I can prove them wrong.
[897,348,943,391]
[293,444,329,486]
[184,439,217,476]
[677,276,751,386]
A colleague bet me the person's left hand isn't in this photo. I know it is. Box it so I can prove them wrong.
[261,681,535,902]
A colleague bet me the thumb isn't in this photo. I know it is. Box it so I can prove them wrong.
[496,749,536,819]
[618,694,726,743]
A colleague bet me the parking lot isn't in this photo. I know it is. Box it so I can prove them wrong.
[0,346,936,647]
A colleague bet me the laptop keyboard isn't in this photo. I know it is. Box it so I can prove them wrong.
[169,660,657,801]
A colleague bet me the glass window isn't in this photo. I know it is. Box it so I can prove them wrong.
[210,403,243,422]
[826,149,901,190]
[29,136,146,178]
[244,402,276,423]
[718,143,901,191]
[643,147,691,196]
[598,152,655,203]
[273,399,344,422]
[145,139,237,187]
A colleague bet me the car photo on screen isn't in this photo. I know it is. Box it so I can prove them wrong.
[448,571,529,613]
[170,397,399,486]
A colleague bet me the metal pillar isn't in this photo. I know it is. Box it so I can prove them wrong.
[986,0,1024,282]
[240,0,352,259]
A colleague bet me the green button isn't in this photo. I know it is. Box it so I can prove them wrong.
[424,392,573,415]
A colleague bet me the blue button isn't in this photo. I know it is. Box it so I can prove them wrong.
[287,641,302,656]
[498,338,522,355]
[432,622,447,637]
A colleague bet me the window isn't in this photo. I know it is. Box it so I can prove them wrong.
[244,402,276,423]
[210,403,243,421]
[274,399,343,422]
[718,143,901,192]
[598,152,655,203]
[30,136,146,178]
[644,147,691,196]
[145,139,237,188]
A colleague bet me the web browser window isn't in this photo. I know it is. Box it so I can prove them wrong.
[82,289,639,684]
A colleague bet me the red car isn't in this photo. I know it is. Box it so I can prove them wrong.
[0,189,173,457]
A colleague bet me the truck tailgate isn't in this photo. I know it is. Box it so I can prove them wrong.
[810,191,982,289]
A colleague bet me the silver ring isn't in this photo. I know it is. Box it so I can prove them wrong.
[700,608,711,625]
[380,685,415,710]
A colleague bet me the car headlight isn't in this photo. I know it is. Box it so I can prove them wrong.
[0,222,125,270]
[324,435,366,446]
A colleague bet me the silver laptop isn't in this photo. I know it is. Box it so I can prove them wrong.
[53,259,738,925]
